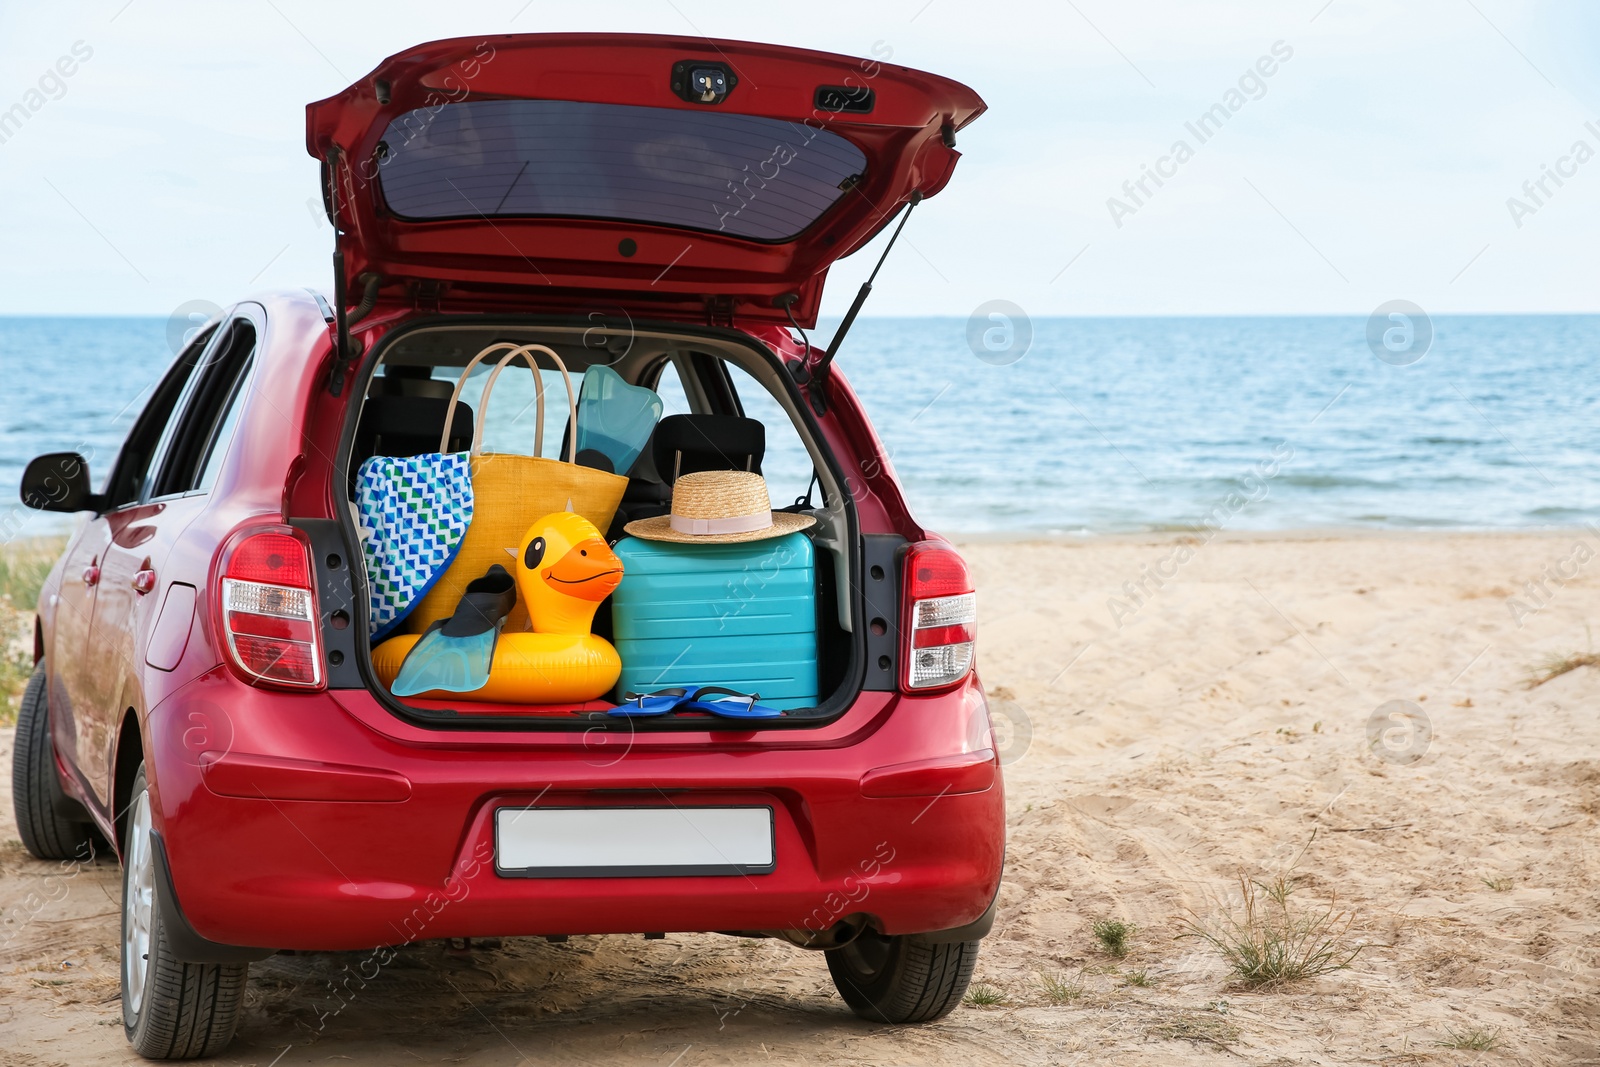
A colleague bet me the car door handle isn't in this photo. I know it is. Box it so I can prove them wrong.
[82,565,100,587]
[133,569,157,595]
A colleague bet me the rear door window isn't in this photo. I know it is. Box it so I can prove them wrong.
[652,358,692,419]
[721,361,815,508]
[146,317,257,498]
[195,366,252,492]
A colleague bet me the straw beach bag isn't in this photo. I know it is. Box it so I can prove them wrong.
[405,343,628,633]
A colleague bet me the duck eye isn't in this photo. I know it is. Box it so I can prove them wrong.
[523,537,546,570]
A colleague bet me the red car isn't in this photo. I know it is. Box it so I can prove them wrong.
[10,34,1002,1059]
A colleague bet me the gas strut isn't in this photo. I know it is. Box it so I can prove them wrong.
[323,147,381,397]
[787,191,922,413]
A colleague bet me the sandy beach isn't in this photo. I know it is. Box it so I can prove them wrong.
[4,530,1598,1065]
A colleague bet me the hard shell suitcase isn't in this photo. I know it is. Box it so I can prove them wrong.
[610,533,818,710]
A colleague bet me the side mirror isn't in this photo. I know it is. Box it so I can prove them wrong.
[20,452,99,513]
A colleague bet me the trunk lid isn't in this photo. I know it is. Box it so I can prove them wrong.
[305,34,984,325]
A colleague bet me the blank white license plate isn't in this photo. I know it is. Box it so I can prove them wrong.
[494,806,775,878]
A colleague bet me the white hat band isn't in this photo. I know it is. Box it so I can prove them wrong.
[669,511,773,536]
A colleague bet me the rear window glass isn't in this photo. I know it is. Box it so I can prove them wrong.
[376,99,868,242]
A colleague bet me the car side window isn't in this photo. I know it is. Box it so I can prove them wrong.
[146,318,258,499]
[720,359,816,508]
[100,324,218,508]
[652,357,692,418]
[195,366,252,492]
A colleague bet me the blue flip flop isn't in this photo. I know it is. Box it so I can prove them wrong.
[608,687,692,717]
[679,686,783,719]
[608,685,782,719]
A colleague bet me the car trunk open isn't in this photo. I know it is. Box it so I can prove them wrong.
[324,317,887,730]
[305,33,985,327]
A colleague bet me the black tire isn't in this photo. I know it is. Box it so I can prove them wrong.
[825,931,980,1023]
[11,660,98,862]
[122,765,247,1059]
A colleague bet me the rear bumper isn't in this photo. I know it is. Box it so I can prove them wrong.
[146,670,1005,952]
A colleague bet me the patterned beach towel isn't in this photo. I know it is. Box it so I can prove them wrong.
[354,451,473,638]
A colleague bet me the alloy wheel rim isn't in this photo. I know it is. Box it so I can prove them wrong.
[122,789,154,1017]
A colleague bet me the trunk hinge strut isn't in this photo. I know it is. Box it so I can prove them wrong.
[324,146,382,397]
[785,191,922,415]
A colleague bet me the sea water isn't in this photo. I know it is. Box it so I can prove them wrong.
[1,314,1595,536]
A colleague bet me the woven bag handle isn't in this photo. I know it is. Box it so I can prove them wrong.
[471,344,578,463]
[437,341,531,453]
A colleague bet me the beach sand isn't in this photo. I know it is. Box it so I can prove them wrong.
[3,530,1598,1064]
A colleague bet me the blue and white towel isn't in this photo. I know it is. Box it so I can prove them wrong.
[354,452,473,638]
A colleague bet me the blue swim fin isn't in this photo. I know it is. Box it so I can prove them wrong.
[575,364,662,475]
[391,565,517,696]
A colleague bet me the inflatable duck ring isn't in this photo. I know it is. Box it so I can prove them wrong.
[373,512,623,704]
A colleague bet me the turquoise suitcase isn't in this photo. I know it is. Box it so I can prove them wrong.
[610,533,818,710]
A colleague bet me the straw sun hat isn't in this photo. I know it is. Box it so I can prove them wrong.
[623,470,815,545]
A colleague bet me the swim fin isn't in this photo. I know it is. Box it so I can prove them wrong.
[391,564,518,696]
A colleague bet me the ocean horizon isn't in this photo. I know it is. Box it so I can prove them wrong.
[2,313,1595,537]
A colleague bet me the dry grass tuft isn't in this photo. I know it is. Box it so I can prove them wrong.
[1182,874,1362,989]
[1122,968,1153,987]
[1149,1011,1241,1050]
[1526,651,1600,688]
[1091,919,1133,958]
[0,656,32,726]
[963,982,1006,1007]
[0,539,60,725]
[1038,970,1086,1005]
[1439,1026,1501,1051]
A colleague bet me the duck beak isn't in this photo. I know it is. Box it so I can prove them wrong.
[541,538,623,601]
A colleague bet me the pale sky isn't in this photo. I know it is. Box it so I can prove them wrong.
[1,0,1596,318]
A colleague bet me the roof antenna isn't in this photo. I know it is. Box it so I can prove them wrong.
[789,191,922,413]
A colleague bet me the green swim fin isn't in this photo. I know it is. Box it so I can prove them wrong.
[391,565,517,696]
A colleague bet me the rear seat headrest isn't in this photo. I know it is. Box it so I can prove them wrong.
[352,394,474,468]
[371,364,455,401]
[651,414,765,483]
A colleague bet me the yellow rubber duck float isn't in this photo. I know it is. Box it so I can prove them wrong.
[373,512,623,704]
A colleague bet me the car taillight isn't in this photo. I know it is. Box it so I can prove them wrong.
[219,528,322,689]
[901,541,976,692]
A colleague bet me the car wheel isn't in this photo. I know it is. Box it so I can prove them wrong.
[10,660,98,862]
[825,930,979,1023]
[121,765,247,1059]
